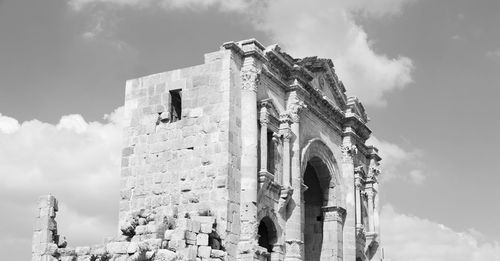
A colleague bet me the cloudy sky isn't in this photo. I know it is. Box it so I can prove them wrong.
[1,0,499,260]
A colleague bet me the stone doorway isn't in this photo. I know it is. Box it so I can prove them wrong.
[304,160,326,261]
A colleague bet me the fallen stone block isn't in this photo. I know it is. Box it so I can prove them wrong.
[75,246,91,256]
[106,242,129,254]
[154,249,179,261]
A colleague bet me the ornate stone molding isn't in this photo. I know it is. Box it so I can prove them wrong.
[241,67,261,92]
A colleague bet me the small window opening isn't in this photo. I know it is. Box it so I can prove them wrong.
[170,89,182,122]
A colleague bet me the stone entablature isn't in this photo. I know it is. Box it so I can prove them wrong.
[32,39,383,261]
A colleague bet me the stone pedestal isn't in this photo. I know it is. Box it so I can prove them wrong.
[321,206,346,261]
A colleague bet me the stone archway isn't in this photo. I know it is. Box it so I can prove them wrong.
[301,139,344,261]
[258,216,277,253]
[303,160,326,261]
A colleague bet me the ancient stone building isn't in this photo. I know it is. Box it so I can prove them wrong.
[32,39,382,261]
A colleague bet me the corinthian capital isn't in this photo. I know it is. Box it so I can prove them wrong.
[241,67,261,92]
[287,99,306,122]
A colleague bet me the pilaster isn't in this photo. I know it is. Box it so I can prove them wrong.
[340,142,357,261]
[238,55,261,259]
[321,206,346,261]
[284,91,306,261]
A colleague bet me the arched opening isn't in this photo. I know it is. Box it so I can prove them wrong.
[257,216,277,255]
[304,159,328,261]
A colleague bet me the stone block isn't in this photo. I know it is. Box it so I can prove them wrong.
[197,246,211,258]
[210,249,226,258]
[190,220,201,233]
[135,225,148,235]
[164,229,175,240]
[154,249,178,261]
[106,242,129,254]
[75,246,91,256]
[60,256,76,261]
[171,229,185,240]
[185,231,197,241]
[196,233,209,246]
[90,245,107,256]
[145,238,162,250]
[168,239,186,251]
[127,242,139,254]
[200,223,212,234]
[193,216,215,225]
[76,256,91,261]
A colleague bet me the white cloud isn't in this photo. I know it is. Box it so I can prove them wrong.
[0,113,20,134]
[381,205,500,261]
[251,0,414,106]
[408,169,425,185]
[68,0,414,106]
[0,107,125,260]
[368,136,425,185]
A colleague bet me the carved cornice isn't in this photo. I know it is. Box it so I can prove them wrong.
[343,114,372,141]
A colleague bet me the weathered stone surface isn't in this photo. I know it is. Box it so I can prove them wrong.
[75,246,90,256]
[106,242,129,254]
[196,233,208,246]
[197,246,211,258]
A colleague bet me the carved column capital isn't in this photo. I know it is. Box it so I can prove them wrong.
[341,144,358,161]
[280,128,293,142]
[322,206,347,222]
[369,166,381,177]
[241,67,261,92]
[287,99,306,122]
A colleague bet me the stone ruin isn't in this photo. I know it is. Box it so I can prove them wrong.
[32,39,384,261]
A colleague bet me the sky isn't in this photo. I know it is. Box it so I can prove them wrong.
[0,0,499,260]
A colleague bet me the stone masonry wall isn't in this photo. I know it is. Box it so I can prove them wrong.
[120,47,242,259]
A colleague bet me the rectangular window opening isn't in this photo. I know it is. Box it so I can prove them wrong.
[267,131,275,174]
[170,89,182,122]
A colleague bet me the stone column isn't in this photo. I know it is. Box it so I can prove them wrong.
[365,186,375,233]
[373,182,380,234]
[285,96,305,261]
[271,244,284,261]
[239,57,260,258]
[354,169,363,230]
[321,206,346,261]
[259,102,269,174]
[280,117,292,187]
[340,143,357,261]
[32,195,60,261]
[258,102,271,189]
